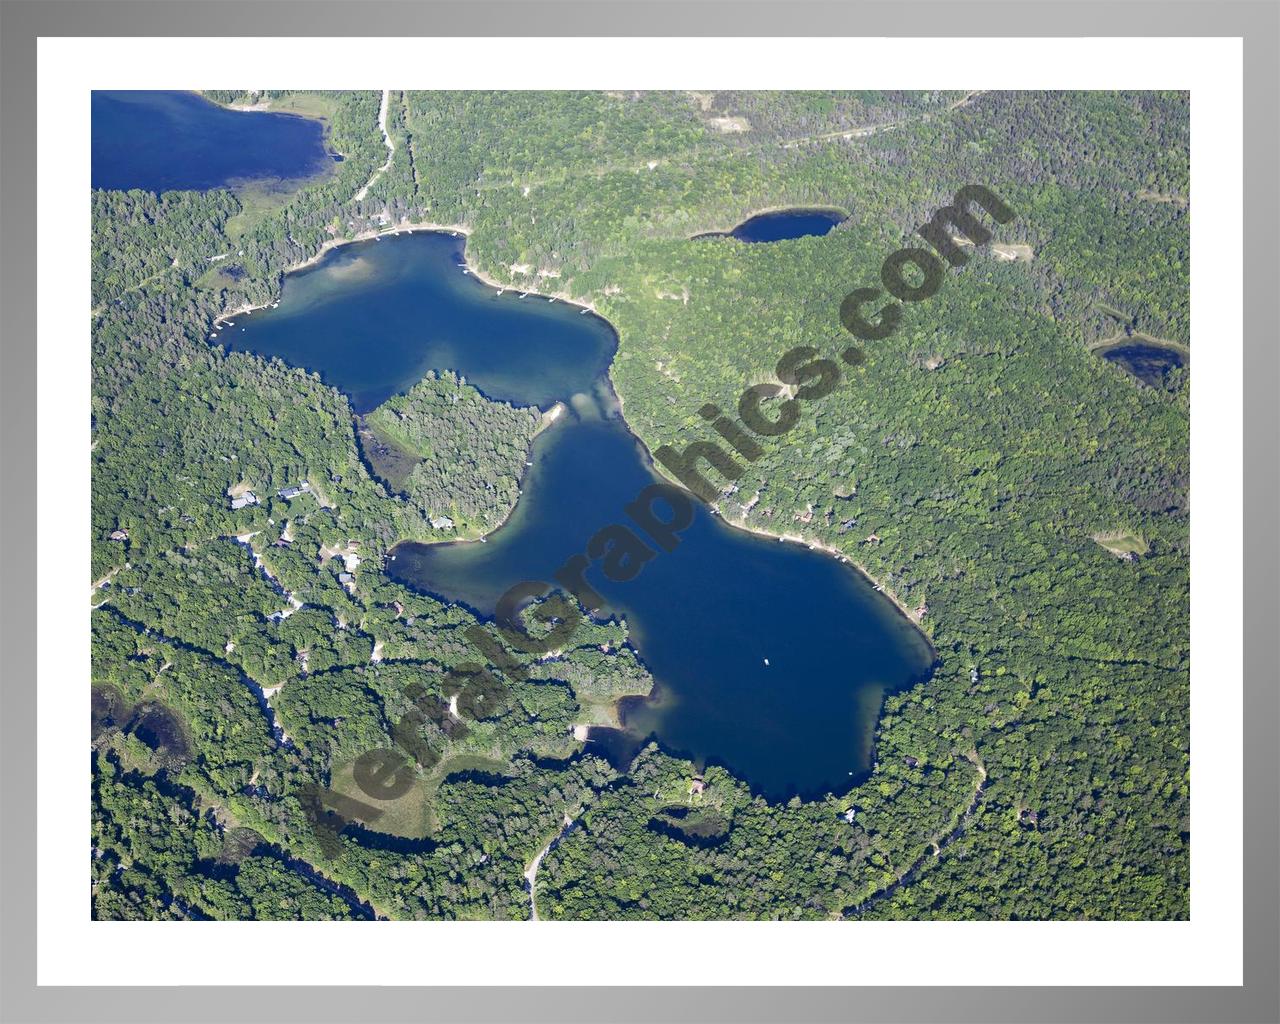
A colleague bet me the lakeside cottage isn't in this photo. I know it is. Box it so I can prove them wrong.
[278,482,311,500]
[108,529,129,542]
[230,492,258,510]
[430,515,455,530]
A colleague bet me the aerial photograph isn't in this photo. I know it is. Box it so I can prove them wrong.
[89,89,1190,922]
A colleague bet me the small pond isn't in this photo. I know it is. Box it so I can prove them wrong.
[695,208,846,243]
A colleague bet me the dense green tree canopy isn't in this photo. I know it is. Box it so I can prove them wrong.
[92,89,1188,921]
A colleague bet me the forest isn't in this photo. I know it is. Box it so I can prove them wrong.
[90,89,1189,921]
[362,371,544,536]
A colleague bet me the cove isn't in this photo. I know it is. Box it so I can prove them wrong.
[92,91,334,193]
[694,207,846,243]
[228,231,934,800]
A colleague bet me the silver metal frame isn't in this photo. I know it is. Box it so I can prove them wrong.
[2,2,1275,1021]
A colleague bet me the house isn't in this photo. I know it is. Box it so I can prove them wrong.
[970,666,980,684]
[230,492,258,510]
[904,755,919,769]
[277,482,311,500]
[108,529,129,542]
[688,776,706,796]
[430,516,455,530]
[843,807,857,824]
[337,572,355,584]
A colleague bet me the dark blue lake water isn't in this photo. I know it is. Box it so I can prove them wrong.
[1099,340,1187,387]
[696,208,846,243]
[217,233,614,413]
[92,91,334,193]
[228,231,934,800]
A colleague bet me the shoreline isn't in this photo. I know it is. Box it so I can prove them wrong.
[1086,331,1190,356]
[197,89,345,168]
[213,221,932,641]
[606,361,933,636]
[214,220,598,328]
[713,513,929,630]
[382,399,568,553]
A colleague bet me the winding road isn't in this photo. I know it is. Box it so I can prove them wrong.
[524,812,576,921]
[353,89,395,203]
[844,748,987,917]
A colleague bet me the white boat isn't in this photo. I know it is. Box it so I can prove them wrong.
[763,658,770,666]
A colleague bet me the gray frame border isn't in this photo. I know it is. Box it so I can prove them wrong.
[1,2,1275,1022]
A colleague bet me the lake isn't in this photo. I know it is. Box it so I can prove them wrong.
[92,91,334,193]
[218,233,614,413]
[1098,339,1187,387]
[228,231,934,800]
[695,208,846,243]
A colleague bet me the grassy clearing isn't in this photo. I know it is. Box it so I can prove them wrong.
[224,183,307,241]
[1092,529,1149,559]
[194,265,244,292]
[991,242,1034,262]
[225,95,344,239]
[199,92,344,241]
[265,93,340,120]
[328,756,434,839]
[327,751,512,840]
